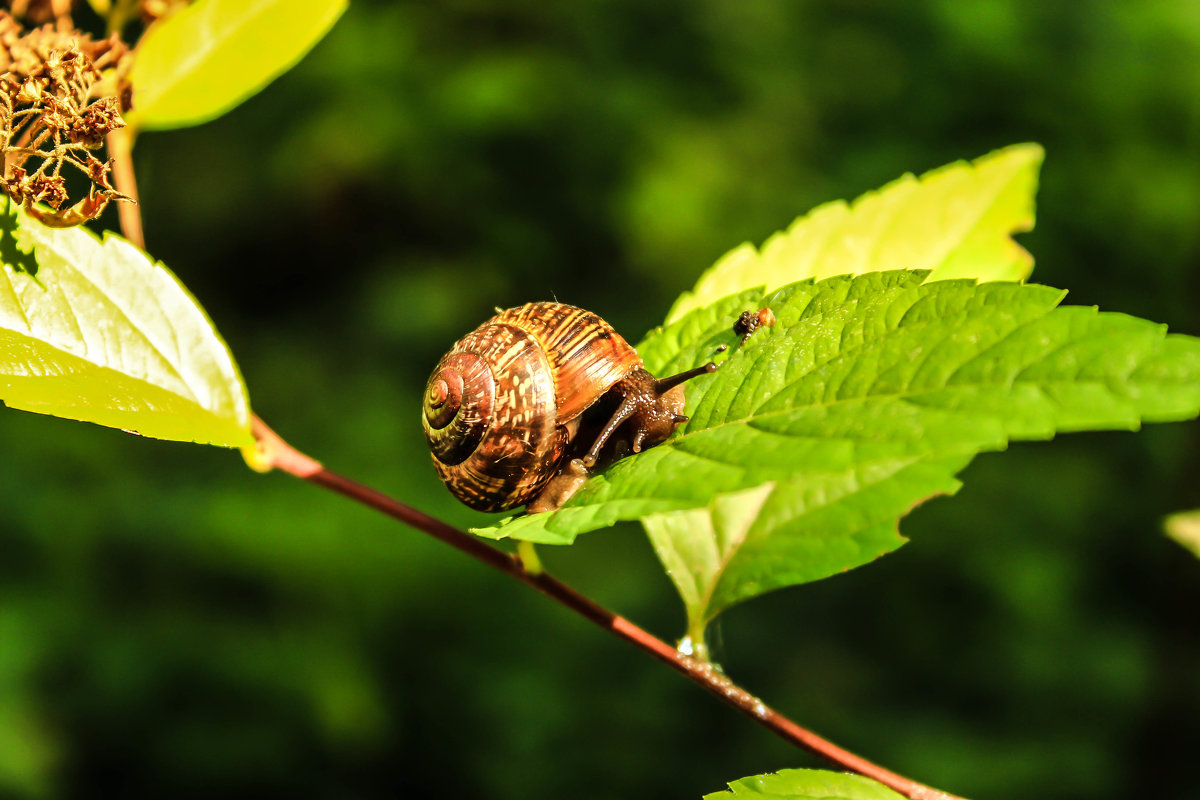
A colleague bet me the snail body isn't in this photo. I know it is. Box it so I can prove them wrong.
[422,302,715,513]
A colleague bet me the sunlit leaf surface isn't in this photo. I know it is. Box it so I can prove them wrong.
[0,202,251,446]
[667,144,1042,323]
[129,0,347,130]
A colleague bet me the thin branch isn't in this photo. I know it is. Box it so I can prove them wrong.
[250,417,966,800]
[106,127,142,249]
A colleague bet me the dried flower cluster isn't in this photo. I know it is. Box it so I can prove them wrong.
[0,10,133,226]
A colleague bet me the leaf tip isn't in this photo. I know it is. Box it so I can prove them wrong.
[1165,510,1200,558]
[989,141,1045,168]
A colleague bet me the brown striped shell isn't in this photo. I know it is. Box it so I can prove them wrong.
[422,302,643,512]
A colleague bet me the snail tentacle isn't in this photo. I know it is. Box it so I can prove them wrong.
[580,362,718,468]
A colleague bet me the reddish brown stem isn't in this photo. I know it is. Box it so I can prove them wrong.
[250,417,966,800]
[106,127,143,249]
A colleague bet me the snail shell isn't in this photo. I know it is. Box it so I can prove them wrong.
[422,303,642,512]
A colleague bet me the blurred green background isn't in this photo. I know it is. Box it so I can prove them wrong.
[3,1,1200,798]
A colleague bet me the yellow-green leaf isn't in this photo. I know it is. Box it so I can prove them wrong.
[0,202,251,446]
[1165,509,1200,559]
[128,0,347,131]
[666,144,1043,323]
[704,768,906,800]
[644,483,776,641]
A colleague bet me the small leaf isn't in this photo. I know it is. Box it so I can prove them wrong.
[704,768,906,799]
[0,201,251,446]
[667,144,1043,323]
[476,272,1200,625]
[645,483,776,633]
[128,0,347,131]
[1164,510,1200,559]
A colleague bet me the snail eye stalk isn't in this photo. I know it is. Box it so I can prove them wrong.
[580,362,718,468]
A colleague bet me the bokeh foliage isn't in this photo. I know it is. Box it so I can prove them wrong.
[1,2,1199,799]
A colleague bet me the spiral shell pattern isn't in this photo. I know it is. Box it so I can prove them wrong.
[423,321,561,511]
[422,303,643,513]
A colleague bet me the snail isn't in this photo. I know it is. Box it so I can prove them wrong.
[422,302,717,513]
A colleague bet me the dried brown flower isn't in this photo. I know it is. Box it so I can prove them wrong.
[0,10,134,226]
[8,0,66,28]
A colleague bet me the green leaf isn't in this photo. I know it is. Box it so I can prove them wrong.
[476,271,1200,625]
[1164,509,1200,558]
[0,201,252,446]
[644,482,776,641]
[128,0,347,131]
[703,768,906,799]
[642,464,961,636]
[667,144,1043,323]
[650,145,1043,636]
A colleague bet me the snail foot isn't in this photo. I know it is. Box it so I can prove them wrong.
[527,458,590,514]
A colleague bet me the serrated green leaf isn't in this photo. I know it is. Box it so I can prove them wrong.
[0,201,251,446]
[475,272,1200,625]
[652,145,1042,635]
[645,459,967,631]
[667,144,1042,323]
[1164,509,1200,558]
[703,768,906,800]
[128,0,347,131]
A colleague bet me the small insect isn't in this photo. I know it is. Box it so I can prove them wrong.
[733,307,776,344]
